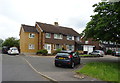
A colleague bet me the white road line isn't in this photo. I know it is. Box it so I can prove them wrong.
[21,57,58,83]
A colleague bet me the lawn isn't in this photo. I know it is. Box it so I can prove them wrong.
[76,62,119,83]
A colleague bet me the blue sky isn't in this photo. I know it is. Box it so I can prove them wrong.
[0,0,101,40]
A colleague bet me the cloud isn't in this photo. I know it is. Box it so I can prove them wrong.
[0,0,101,39]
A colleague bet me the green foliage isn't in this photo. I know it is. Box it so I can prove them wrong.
[52,49,62,55]
[2,37,19,48]
[76,62,119,82]
[83,2,120,43]
[106,49,113,54]
[36,49,48,55]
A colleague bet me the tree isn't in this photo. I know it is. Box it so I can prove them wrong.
[2,37,19,48]
[83,2,120,43]
[0,38,3,47]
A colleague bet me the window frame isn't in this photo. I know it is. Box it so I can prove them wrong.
[67,35,74,40]
[45,33,51,38]
[54,34,63,39]
[76,37,80,41]
[28,44,35,49]
[29,33,35,38]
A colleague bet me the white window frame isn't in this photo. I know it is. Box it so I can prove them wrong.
[54,44,62,50]
[85,41,89,44]
[45,33,51,38]
[29,33,35,38]
[66,45,74,51]
[67,36,74,40]
[76,37,80,41]
[54,34,63,39]
[28,44,35,49]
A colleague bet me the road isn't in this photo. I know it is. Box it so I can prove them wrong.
[2,54,50,81]
[2,54,119,82]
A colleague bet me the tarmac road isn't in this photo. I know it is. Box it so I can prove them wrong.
[2,54,50,82]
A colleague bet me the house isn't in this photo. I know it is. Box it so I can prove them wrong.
[78,37,100,54]
[99,41,120,52]
[20,22,84,54]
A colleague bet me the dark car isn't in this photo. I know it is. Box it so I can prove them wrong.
[54,51,81,68]
[2,46,9,54]
[112,51,120,56]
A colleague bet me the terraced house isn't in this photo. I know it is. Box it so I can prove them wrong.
[20,22,83,54]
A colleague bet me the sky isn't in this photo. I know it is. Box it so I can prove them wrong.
[0,0,102,40]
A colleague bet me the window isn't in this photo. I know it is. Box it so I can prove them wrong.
[46,33,51,38]
[85,41,89,44]
[54,34,63,39]
[29,44,35,49]
[67,36,74,40]
[55,44,62,49]
[29,33,35,38]
[66,45,74,51]
[76,37,80,41]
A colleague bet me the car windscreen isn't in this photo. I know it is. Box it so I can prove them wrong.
[56,53,70,56]
[93,51,99,53]
[12,48,17,50]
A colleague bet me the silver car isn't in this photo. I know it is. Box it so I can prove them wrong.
[89,50,104,56]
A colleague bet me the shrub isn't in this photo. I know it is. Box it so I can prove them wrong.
[106,49,113,54]
[52,49,62,55]
[36,49,48,55]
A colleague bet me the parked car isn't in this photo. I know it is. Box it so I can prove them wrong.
[2,46,9,54]
[8,47,19,55]
[89,50,104,56]
[112,51,120,56]
[54,51,81,68]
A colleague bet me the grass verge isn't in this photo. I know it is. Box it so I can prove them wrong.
[76,62,119,83]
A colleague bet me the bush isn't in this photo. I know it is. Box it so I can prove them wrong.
[106,49,113,54]
[36,49,48,55]
[52,49,62,55]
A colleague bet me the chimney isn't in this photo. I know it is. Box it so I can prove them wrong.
[54,22,59,26]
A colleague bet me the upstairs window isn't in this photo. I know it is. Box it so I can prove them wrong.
[54,34,63,39]
[29,33,35,38]
[67,36,74,40]
[76,37,80,41]
[46,33,51,38]
[85,41,89,44]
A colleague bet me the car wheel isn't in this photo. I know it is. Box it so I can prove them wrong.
[71,62,75,68]
[97,54,100,56]
[55,63,59,67]
[78,60,80,64]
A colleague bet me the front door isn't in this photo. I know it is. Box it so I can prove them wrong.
[46,44,51,54]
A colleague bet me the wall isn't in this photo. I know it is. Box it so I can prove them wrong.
[20,27,38,54]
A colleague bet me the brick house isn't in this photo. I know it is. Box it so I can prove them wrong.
[80,37,100,54]
[20,22,84,54]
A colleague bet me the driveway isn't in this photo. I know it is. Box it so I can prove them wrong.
[22,55,119,82]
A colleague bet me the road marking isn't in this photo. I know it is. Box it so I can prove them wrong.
[21,57,58,83]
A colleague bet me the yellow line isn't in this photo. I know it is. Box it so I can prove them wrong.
[21,57,58,83]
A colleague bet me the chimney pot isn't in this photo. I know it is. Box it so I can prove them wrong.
[54,22,59,26]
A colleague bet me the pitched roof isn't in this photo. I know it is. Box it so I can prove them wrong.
[22,24,38,33]
[36,22,80,36]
